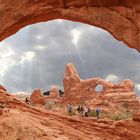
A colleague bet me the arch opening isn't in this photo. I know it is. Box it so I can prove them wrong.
[0,19,140,96]
[95,84,104,94]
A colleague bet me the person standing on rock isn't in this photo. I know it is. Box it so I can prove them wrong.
[84,106,89,117]
[81,105,84,117]
[25,97,31,105]
[96,106,100,119]
[77,105,81,114]
[67,103,72,115]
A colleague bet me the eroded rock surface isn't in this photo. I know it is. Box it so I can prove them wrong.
[30,89,46,105]
[63,63,140,113]
[0,0,140,51]
[0,85,139,139]
[45,86,62,103]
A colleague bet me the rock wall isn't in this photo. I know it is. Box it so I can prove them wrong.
[63,63,140,111]
[0,0,140,51]
[30,89,46,105]
[45,86,62,103]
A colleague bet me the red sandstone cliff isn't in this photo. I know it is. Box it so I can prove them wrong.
[63,63,140,113]
[0,0,140,51]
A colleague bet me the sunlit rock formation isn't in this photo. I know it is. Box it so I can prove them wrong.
[30,89,46,105]
[63,63,140,112]
[45,86,62,103]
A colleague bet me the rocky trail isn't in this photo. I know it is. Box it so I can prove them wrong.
[0,103,139,140]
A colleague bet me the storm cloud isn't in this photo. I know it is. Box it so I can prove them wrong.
[0,19,140,95]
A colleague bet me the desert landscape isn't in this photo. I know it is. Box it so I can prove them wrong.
[0,1,140,140]
[0,63,139,140]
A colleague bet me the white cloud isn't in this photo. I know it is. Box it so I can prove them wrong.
[105,74,119,83]
[0,45,16,79]
[21,51,35,63]
[71,29,82,46]
[135,84,140,90]
[35,45,45,50]
[36,35,43,40]
[0,43,14,58]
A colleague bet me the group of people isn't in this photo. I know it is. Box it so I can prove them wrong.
[67,103,100,119]
[77,105,91,117]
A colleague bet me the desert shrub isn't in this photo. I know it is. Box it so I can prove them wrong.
[45,101,65,111]
[90,110,96,117]
[112,111,133,121]
[101,110,109,118]
[68,111,77,116]
[54,103,65,110]
[45,100,55,110]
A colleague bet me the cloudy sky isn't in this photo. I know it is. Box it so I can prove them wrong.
[0,19,140,95]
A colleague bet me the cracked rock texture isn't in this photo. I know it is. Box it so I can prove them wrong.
[0,0,140,51]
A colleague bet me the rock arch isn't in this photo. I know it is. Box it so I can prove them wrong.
[0,0,140,51]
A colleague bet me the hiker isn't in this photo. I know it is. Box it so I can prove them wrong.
[77,105,81,114]
[25,97,31,105]
[96,106,100,119]
[84,106,89,117]
[1,97,9,112]
[87,107,91,117]
[67,103,72,114]
[80,105,84,117]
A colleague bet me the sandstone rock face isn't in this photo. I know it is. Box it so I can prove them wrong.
[45,86,62,103]
[0,108,3,115]
[0,85,139,139]
[63,63,80,97]
[0,1,140,51]
[63,63,140,112]
[133,112,140,122]
[30,89,46,105]
[49,86,60,98]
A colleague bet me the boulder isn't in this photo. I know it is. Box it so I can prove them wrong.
[30,89,46,105]
[133,112,140,122]
[49,86,60,98]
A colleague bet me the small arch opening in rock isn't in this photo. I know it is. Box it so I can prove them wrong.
[95,84,104,94]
